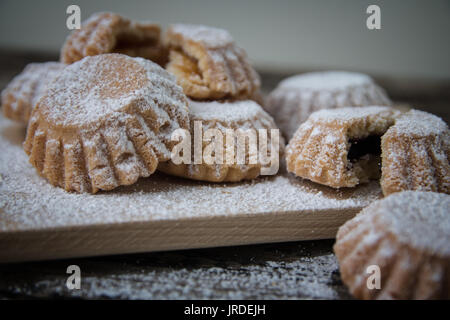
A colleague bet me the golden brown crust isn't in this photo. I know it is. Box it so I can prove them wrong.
[164,24,260,100]
[157,99,284,182]
[24,54,189,193]
[60,12,167,66]
[381,110,450,196]
[334,191,450,299]
[286,106,399,188]
[1,62,64,124]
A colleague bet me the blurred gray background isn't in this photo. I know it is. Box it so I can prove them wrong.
[0,0,449,80]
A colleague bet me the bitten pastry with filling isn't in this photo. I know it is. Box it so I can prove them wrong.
[164,24,261,100]
[158,99,283,182]
[286,106,399,188]
[266,71,391,139]
[1,62,64,124]
[381,109,450,195]
[61,12,167,66]
[334,191,450,300]
[286,106,450,195]
[24,54,189,193]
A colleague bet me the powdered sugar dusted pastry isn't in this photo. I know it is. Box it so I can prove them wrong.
[1,62,64,124]
[266,71,391,139]
[381,109,450,196]
[24,54,189,193]
[158,100,283,182]
[164,24,261,100]
[286,106,399,188]
[61,12,166,66]
[334,191,450,300]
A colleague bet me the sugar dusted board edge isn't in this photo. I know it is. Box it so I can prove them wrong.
[0,208,358,263]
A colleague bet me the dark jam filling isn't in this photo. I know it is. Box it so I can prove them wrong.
[115,37,158,51]
[347,135,381,161]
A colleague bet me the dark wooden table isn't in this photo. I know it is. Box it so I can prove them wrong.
[0,50,448,299]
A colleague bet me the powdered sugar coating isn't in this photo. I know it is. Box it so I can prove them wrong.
[158,99,283,182]
[17,63,64,108]
[380,109,449,196]
[189,99,271,123]
[69,12,119,54]
[280,71,372,90]
[345,191,450,255]
[168,24,234,48]
[376,192,450,255]
[389,109,449,137]
[334,191,450,300]
[1,62,64,123]
[266,71,391,139]
[309,105,396,123]
[39,54,186,128]
[23,54,190,193]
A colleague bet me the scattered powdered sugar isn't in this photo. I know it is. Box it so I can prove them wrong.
[0,116,381,232]
[169,24,234,48]
[279,71,372,91]
[9,253,346,299]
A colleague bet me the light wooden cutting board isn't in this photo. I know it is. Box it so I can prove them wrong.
[0,116,382,263]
